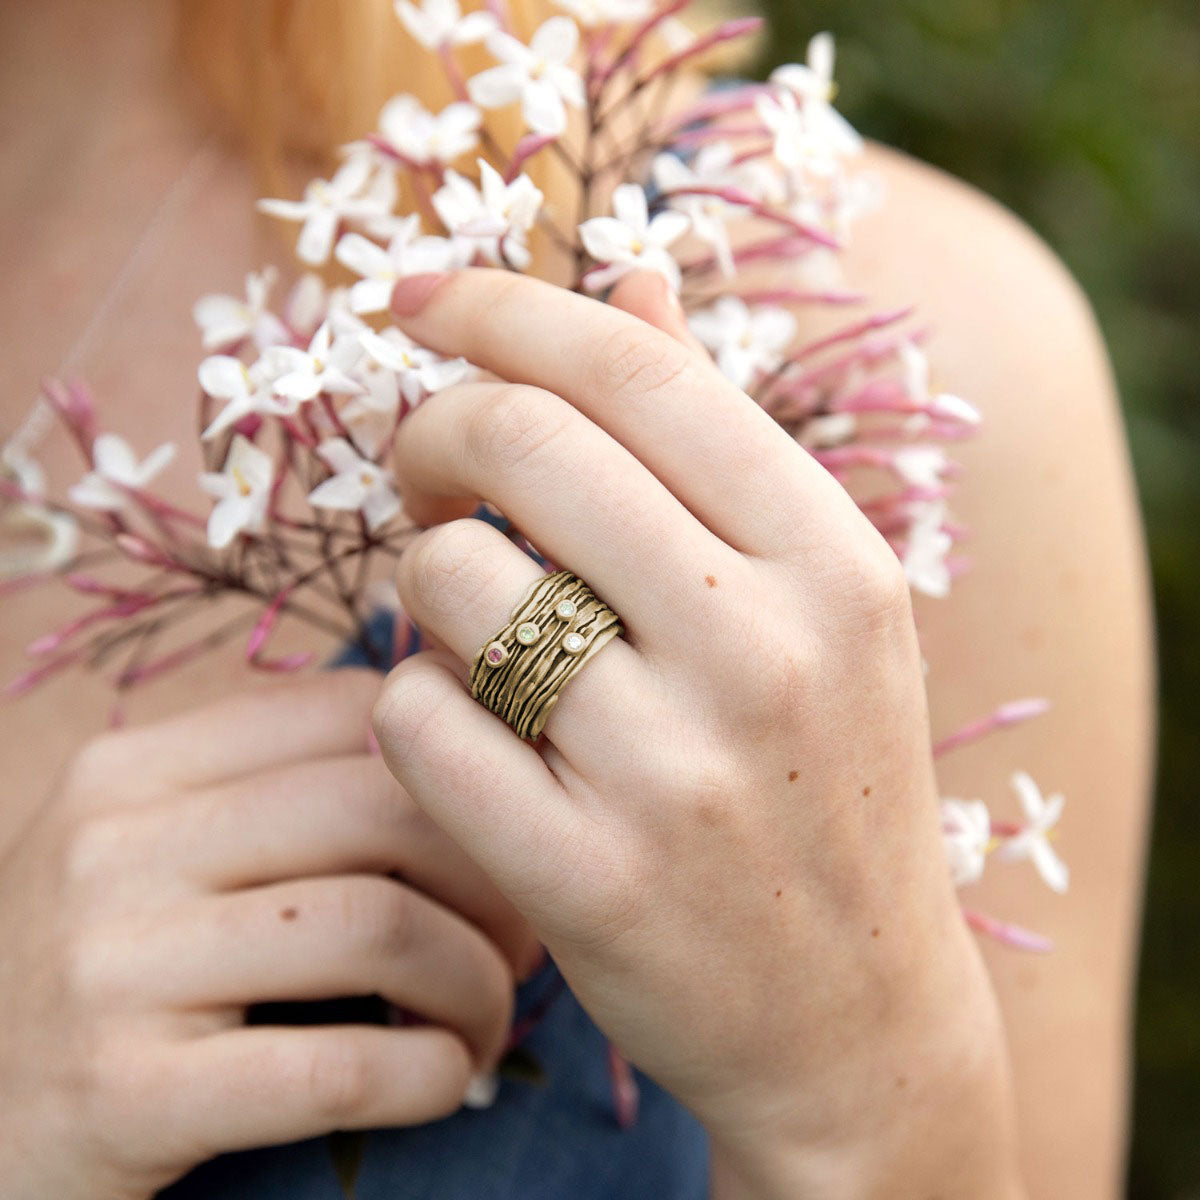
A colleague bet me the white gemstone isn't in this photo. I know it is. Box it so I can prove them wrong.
[556,599,577,619]
[562,633,585,653]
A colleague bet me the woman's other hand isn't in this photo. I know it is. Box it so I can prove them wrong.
[371,268,1024,1199]
[0,668,541,1200]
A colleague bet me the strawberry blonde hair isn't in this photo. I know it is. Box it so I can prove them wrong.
[176,0,751,185]
[176,0,753,279]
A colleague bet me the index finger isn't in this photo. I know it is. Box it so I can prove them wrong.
[105,668,382,789]
[390,269,867,561]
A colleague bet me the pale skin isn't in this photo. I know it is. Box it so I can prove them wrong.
[0,3,1156,1199]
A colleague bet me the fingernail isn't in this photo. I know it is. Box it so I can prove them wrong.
[391,272,449,316]
[463,1070,500,1109]
[656,273,685,319]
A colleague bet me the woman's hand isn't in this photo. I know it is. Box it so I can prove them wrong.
[0,669,542,1200]
[371,269,1025,1199]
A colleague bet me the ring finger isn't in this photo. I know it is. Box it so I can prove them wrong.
[394,511,669,769]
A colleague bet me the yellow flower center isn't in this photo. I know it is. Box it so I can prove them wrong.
[232,465,253,498]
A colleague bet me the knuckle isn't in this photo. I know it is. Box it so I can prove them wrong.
[372,656,455,763]
[338,771,413,841]
[400,518,494,618]
[63,731,131,802]
[61,808,134,886]
[339,877,414,958]
[61,926,116,1003]
[731,634,821,742]
[463,385,571,475]
[671,749,738,812]
[840,543,914,637]
[302,1038,376,1122]
[591,323,694,406]
[523,822,643,953]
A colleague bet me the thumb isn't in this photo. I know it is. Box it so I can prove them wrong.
[605,271,711,361]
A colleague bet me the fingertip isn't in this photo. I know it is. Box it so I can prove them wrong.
[606,270,706,357]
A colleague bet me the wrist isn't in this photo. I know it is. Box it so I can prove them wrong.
[705,951,1027,1200]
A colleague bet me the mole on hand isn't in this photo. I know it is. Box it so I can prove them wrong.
[279,907,299,921]
[704,575,717,587]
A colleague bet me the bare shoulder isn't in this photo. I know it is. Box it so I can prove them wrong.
[837,142,1157,1196]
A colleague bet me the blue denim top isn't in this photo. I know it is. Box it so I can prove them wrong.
[155,502,710,1200]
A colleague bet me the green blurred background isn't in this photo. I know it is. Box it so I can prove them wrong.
[751,1,1198,1194]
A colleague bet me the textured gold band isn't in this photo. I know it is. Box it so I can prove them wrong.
[468,569,624,741]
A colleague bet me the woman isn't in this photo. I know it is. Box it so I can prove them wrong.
[0,0,1156,1197]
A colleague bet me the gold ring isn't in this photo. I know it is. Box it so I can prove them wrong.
[468,569,624,740]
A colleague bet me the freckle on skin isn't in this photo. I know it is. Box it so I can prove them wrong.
[788,769,799,782]
[862,785,871,797]
[775,889,782,898]
[895,1075,907,1089]
[705,575,717,587]
[280,907,299,921]
[871,927,880,938]
[1020,626,1044,651]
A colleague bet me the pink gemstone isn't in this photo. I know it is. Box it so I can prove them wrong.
[486,646,504,664]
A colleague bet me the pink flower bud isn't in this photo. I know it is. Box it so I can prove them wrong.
[963,908,1054,953]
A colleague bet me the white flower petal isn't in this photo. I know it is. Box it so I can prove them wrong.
[579,216,635,262]
[348,278,396,315]
[296,209,340,266]
[522,78,566,136]
[646,209,690,248]
[135,443,177,485]
[91,434,138,482]
[67,475,124,511]
[467,64,525,108]
[808,31,835,82]
[273,371,324,402]
[532,15,578,61]
[317,438,367,475]
[547,62,586,110]
[484,27,533,65]
[454,10,497,41]
[611,183,649,232]
[199,356,250,399]
[1031,837,1070,894]
[331,149,374,196]
[206,497,247,549]
[363,485,402,530]
[1010,771,1044,824]
[931,392,982,425]
[256,198,311,221]
[308,473,367,511]
[335,232,393,279]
